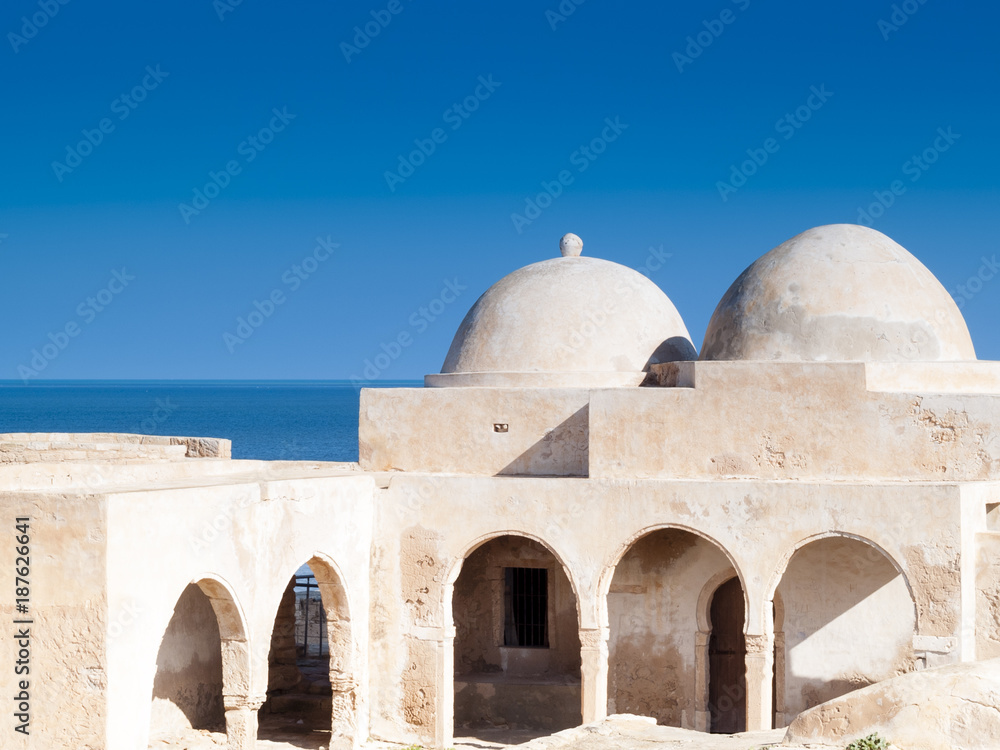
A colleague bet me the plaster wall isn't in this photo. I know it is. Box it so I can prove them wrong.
[775,537,916,719]
[359,388,590,476]
[0,491,108,750]
[591,362,1000,482]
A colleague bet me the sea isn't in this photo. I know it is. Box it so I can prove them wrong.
[0,380,422,462]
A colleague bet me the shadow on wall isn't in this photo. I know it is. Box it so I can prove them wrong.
[150,584,225,736]
[776,537,916,719]
[499,405,589,477]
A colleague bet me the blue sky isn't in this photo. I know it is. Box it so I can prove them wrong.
[1,0,997,380]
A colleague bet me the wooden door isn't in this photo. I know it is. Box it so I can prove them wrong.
[709,577,746,733]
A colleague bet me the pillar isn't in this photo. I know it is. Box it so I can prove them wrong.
[694,631,711,732]
[580,627,609,724]
[744,633,773,732]
[224,694,265,750]
[435,625,456,750]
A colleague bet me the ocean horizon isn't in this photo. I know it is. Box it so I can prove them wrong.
[0,379,423,462]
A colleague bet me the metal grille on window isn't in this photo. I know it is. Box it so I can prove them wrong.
[503,567,548,647]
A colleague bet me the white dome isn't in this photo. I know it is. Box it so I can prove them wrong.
[701,224,976,363]
[428,239,695,387]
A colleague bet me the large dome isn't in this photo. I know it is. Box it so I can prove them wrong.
[701,224,976,362]
[427,234,696,387]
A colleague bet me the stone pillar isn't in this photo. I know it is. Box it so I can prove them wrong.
[744,633,773,732]
[773,631,786,728]
[579,628,609,724]
[224,695,265,750]
[436,625,456,750]
[694,631,711,732]
[330,672,359,745]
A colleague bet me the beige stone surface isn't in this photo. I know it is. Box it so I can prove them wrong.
[701,224,976,363]
[783,658,1000,749]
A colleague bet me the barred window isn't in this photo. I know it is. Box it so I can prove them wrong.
[503,567,548,648]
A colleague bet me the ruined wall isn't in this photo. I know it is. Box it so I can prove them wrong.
[149,584,225,736]
[607,529,733,728]
[776,537,916,718]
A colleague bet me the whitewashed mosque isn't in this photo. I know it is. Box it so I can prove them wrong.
[3,223,1000,749]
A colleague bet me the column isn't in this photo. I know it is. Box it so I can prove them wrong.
[744,633,774,732]
[435,624,456,750]
[579,627,609,724]
[224,694,265,750]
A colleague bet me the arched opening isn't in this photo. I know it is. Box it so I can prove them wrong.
[258,556,356,747]
[774,535,916,724]
[708,577,746,733]
[452,535,582,739]
[606,527,741,731]
[148,579,248,748]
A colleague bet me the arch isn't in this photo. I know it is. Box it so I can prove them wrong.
[599,523,748,630]
[446,529,585,625]
[768,531,918,723]
[148,574,251,746]
[764,530,918,629]
[448,531,584,737]
[603,525,745,731]
[259,552,358,744]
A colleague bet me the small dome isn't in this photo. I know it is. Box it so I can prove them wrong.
[428,236,695,387]
[701,224,976,362]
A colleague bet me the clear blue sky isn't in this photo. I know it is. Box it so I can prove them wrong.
[2,0,997,381]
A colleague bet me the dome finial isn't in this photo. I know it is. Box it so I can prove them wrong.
[559,233,583,257]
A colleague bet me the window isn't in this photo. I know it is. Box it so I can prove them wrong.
[503,567,548,647]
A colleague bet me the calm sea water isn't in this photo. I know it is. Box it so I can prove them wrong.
[0,380,421,462]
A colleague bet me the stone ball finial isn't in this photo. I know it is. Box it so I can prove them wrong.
[559,233,583,257]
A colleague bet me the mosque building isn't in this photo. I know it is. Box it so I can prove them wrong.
[4,223,1000,749]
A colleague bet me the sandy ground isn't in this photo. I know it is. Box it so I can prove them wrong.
[150,714,809,750]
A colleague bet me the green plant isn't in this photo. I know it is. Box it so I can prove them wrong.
[846,733,890,750]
